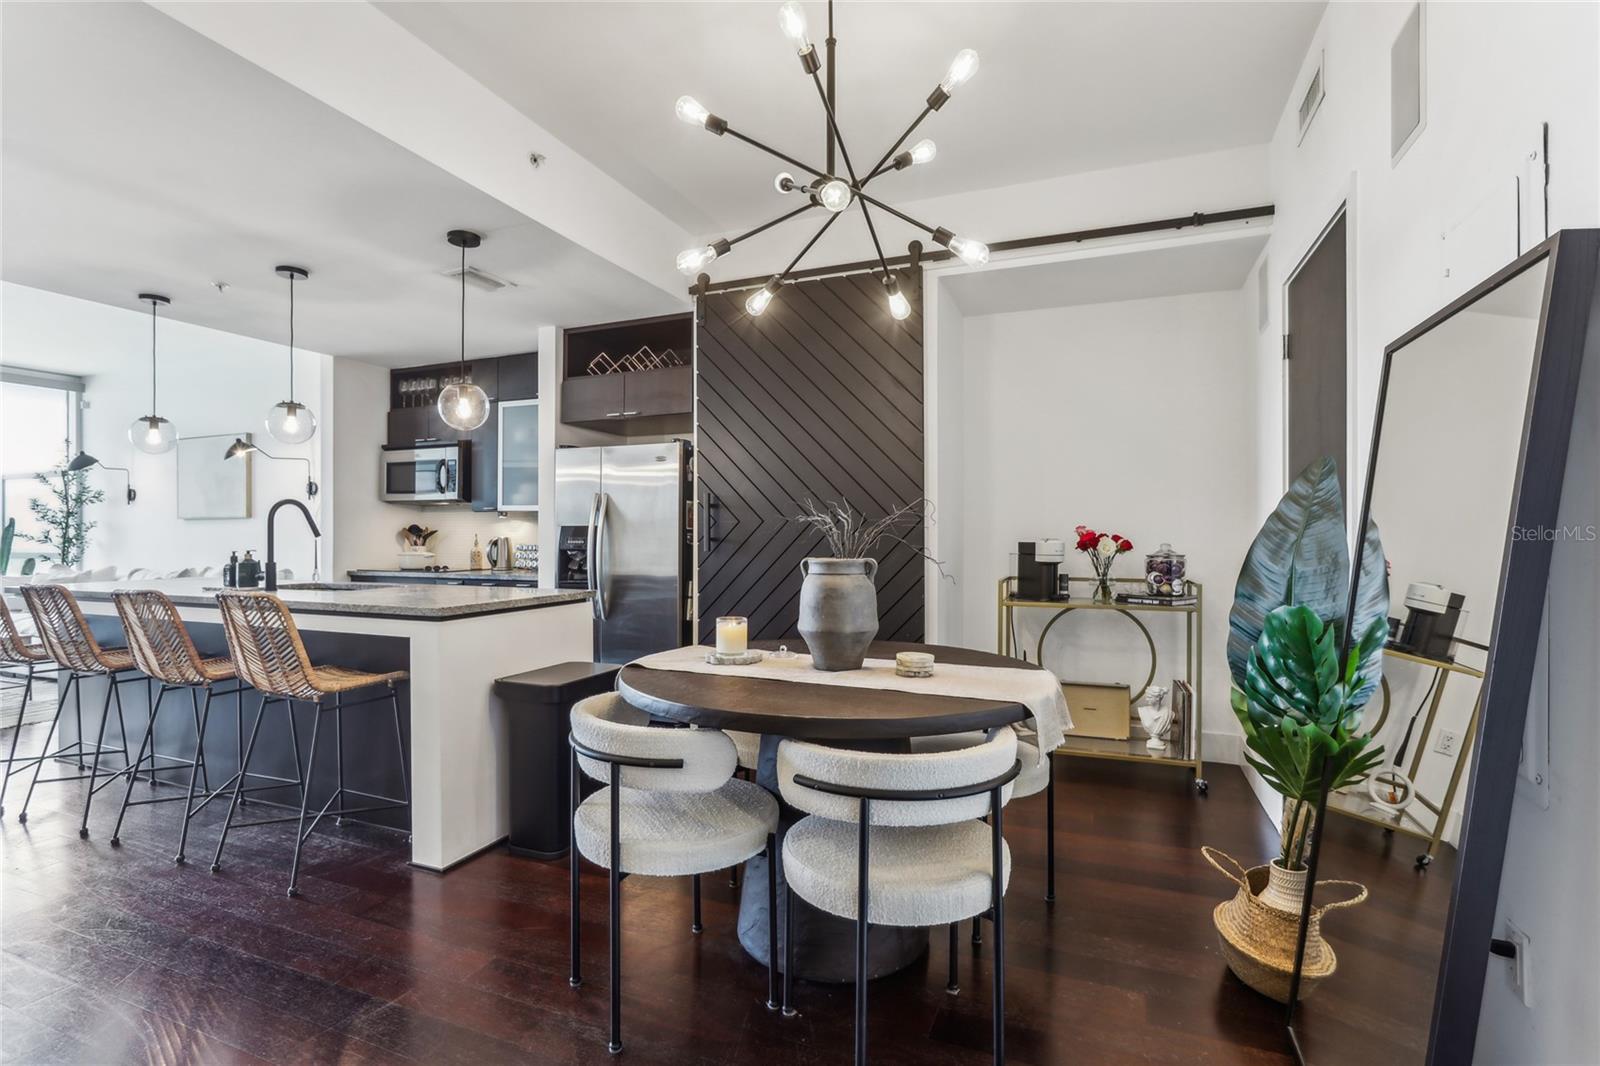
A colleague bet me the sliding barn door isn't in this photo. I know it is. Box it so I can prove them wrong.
[695,269,924,643]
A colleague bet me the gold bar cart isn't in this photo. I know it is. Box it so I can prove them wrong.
[997,576,1207,793]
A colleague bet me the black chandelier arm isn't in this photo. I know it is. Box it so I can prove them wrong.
[722,126,828,183]
[805,69,889,274]
[863,103,935,185]
[850,187,940,240]
[727,201,819,250]
[781,210,843,278]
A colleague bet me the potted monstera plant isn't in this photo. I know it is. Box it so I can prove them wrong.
[1207,457,1390,1001]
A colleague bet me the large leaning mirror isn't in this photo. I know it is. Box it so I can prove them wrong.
[1288,230,1600,1065]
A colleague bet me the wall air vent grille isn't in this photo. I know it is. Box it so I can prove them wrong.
[441,265,515,292]
[1297,54,1325,143]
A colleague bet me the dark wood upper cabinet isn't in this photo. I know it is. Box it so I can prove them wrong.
[386,405,446,446]
[560,374,625,424]
[498,352,538,401]
[622,366,692,418]
[467,400,499,511]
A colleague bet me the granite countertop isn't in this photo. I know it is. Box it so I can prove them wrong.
[347,568,540,581]
[22,578,590,622]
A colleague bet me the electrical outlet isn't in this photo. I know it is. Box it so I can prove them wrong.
[1433,729,1461,757]
[1506,920,1533,1007]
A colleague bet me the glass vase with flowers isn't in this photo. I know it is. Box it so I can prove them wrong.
[1075,525,1133,603]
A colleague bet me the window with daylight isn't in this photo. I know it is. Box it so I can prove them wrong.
[1,376,82,565]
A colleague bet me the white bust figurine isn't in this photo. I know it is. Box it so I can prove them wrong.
[1137,685,1173,751]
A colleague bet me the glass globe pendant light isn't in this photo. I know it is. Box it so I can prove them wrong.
[266,265,317,445]
[438,230,490,433]
[128,293,177,454]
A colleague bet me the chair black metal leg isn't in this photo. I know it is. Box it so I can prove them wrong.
[691,873,703,934]
[17,673,70,823]
[991,786,1007,1066]
[765,833,778,1010]
[855,796,871,1066]
[390,688,409,805]
[77,676,117,838]
[0,663,33,816]
[286,699,305,811]
[176,687,213,864]
[73,673,84,769]
[569,743,582,989]
[1045,754,1056,903]
[782,879,797,1017]
[212,696,265,873]
[143,679,157,785]
[608,768,623,1055]
[287,704,323,898]
[729,862,740,889]
[972,916,982,945]
[333,693,345,825]
[110,682,167,845]
[948,922,960,994]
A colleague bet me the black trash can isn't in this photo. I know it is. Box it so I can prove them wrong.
[494,661,620,859]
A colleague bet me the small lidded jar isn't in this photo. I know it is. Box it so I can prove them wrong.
[1144,543,1187,597]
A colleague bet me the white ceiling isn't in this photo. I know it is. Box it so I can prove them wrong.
[943,228,1268,316]
[380,1,1325,236]
[0,1,683,369]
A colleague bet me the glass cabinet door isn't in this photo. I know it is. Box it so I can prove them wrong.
[497,399,539,511]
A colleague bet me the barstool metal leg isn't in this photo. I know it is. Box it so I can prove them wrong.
[765,833,779,1010]
[78,676,118,838]
[287,704,323,898]
[569,743,582,989]
[608,766,623,1055]
[111,682,168,845]
[73,673,84,769]
[334,693,345,825]
[212,696,266,872]
[176,687,214,864]
[948,922,960,994]
[144,679,157,785]
[990,786,1007,1066]
[691,874,702,934]
[17,672,72,823]
[190,688,210,794]
[1045,753,1056,903]
[0,662,35,816]
[782,878,797,1017]
[855,796,871,1066]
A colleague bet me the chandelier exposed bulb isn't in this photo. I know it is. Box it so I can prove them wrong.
[777,1,811,53]
[884,276,911,321]
[746,278,781,316]
[895,138,938,170]
[941,49,980,94]
[677,245,718,276]
[948,235,990,267]
[817,179,852,212]
[676,95,711,127]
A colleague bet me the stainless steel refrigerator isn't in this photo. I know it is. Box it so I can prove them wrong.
[555,441,692,663]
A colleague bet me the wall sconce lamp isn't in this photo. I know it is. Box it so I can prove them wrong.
[224,437,318,499]
[66,451,136,504]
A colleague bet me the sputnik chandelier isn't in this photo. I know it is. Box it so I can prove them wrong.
[674,0,990,320]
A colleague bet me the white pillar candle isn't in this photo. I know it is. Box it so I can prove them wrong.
[715,616,748,656]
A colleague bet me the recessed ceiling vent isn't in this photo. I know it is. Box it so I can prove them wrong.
[1297,53,1326,143]
[442,265,516,292]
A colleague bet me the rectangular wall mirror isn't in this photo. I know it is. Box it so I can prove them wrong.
[1287,231,1599,1064]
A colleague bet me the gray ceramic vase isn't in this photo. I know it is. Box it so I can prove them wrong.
[798,556,879,671]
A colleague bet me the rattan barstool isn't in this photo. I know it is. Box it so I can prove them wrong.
[16,585,145,835]
[213,592,410,897]
[0,596,58,818]
[108,590,256,863]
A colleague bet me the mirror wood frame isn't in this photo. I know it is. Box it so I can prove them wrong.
[1284,229,1600,1064]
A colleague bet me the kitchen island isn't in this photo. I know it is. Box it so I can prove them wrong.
[21,579,593,870]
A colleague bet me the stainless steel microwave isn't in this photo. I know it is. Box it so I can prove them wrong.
[380,443,469,503]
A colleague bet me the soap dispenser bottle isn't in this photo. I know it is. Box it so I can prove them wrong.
[469,534,486,572]
[224,551,239,588]
[237,550,261,588]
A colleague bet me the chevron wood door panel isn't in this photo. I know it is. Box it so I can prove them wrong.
[696,269,924,643]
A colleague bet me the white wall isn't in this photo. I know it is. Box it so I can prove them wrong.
[3,282,328,579]
[950,286,1258,757]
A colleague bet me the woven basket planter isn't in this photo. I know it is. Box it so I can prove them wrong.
[1202,846,1367,1003]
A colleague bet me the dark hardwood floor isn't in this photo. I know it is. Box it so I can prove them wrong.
[0,721,1450,1065]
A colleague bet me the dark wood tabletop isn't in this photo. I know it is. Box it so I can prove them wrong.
[616,640,1038,740]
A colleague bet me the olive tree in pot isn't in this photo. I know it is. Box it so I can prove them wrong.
[791,499,947,671]
[1222,456,1389,913]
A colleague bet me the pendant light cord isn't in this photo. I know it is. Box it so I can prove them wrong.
[287,272,296,403]
[459,243,467,374]
[149,298,158,416]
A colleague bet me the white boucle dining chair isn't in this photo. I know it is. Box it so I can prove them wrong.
[568,693,781,1055]
[777,728,1021,1066]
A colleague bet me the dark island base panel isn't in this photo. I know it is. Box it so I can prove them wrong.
[56,614,411,834]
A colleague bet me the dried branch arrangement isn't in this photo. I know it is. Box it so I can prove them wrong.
[792,498,953,581]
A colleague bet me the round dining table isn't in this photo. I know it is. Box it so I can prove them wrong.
[616,640,1038,983]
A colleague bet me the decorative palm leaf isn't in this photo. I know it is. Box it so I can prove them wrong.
[1227,458,1350,691]
[1345,518,1391,710]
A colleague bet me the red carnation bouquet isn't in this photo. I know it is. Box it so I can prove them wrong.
[1075,525,1133,603]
